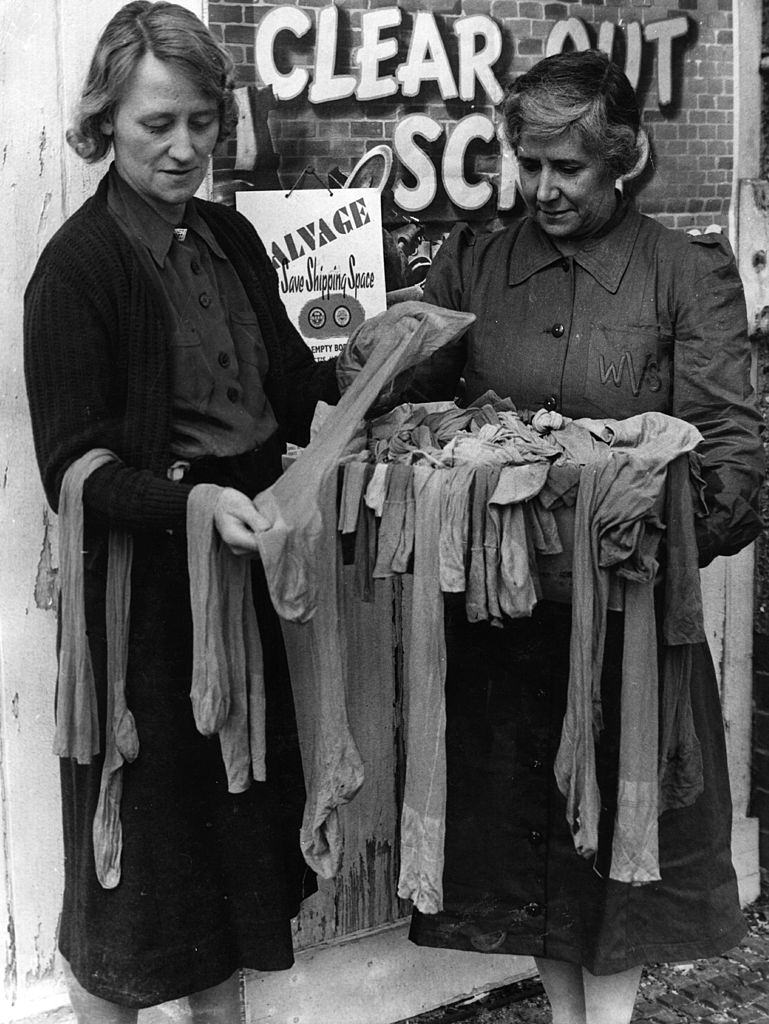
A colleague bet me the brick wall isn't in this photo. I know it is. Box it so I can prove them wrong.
[209,0,736,234]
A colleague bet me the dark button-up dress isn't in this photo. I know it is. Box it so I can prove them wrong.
[407,201,763,973]
[24,170,340,1008]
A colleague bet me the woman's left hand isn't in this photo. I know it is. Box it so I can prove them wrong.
[336,310,422,393]
[213,487,270,557]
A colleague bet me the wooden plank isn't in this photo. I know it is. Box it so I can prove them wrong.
[247,922,535,1024]
[292,573,408,949]
[1,1,71,1014]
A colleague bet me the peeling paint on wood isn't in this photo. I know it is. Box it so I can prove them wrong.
[751,179,769,210]
[34,508,58,613]
[24,920,56,986]
[38,128,47,177]
[288,575,411,951]
[4,912,17,1007]
[2,731,17,1005]
[37,191,53,237]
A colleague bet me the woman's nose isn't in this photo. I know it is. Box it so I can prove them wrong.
[536,168,558,202]
[168,126,195,162]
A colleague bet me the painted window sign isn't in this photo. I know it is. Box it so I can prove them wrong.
[218,2,729,238]
[255,8,686,109]
[241,6,689,216]
[255,8,506,105]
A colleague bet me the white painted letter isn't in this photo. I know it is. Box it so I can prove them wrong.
[644,16,688,106]
[443,114,494,211]
[396,11,457,99]
[597,20,642,90]
[255,7,311,102]
[393,115,442,212]
[545,17,591,56]
[355,7,401,101]
[310,6,357,103]
[455,15,504,104]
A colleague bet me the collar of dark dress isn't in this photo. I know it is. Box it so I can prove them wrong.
[508,195,642,294]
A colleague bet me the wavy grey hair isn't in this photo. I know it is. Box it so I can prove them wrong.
[503,50,645,182]
[67,0,238,162]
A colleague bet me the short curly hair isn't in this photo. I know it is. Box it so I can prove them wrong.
[503,50,644,182]
[67,1,238,162]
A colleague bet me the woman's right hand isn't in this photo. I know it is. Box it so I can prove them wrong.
[213,487,270,557]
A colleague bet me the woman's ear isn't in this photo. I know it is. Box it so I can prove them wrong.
[101,117,114,136]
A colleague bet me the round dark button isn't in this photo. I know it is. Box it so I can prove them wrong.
[528,830,544,846]
[218,351,231,368]
[529,758,544,772]
[191,259,202,274]
[226,386,239,403]
[543,396,558,411]
[551,323,565,338]
[199,293,211,309]
[536,688,547,700]
[524,901,543,917]
[560,258,569,272]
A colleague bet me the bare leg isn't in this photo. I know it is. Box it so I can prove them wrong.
[534,958,586,1024]
[582,964,642,1024]
[187,971,243,1024]
[62,957,139,1024]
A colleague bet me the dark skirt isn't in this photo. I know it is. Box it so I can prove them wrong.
[409,598,747,974]
[58,449,313,1008]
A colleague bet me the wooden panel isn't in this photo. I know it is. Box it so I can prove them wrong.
[247,922,534,1024]
[293,573,410,949]
[1,1,71,1014]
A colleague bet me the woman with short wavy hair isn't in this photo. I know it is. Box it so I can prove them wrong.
[67,0,238,162]
[24,3,342,1020]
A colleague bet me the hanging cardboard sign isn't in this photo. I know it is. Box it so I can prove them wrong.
[236,187,387,359]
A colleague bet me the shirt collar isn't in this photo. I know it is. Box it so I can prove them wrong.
[106,164,226,267]
[184,204,227,262]
[508,195,642,294]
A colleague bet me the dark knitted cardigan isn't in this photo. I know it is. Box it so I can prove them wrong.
[24,170,339,531]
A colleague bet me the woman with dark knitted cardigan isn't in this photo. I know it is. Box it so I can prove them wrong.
[23,3,345,1020]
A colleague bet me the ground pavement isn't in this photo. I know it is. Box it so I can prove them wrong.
[403,883,769,1024]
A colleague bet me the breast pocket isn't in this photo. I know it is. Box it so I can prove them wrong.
[230,310,269,382]
[170,324,214,411]
[582,322,672,418]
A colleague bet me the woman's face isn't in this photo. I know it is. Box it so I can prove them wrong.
[104,52,220,222]
[516,129,617,245]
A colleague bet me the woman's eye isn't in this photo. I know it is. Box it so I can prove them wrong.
[144,123,169,134]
